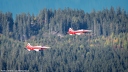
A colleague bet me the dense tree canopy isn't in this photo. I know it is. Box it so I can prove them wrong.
[0,7,128,72]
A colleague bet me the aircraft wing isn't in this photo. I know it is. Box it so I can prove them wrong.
[34,49,40,51]
[27,49,31,51]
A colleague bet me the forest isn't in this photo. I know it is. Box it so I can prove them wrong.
[0,7,128,72]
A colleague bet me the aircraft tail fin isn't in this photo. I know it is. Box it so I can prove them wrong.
[27,43,30,45]
[69,28,74,32]
[26,43,32,48]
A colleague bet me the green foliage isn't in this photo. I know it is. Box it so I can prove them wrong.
[0,7,128,71]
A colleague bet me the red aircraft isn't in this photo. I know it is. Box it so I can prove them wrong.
[67,28,92,35]
[25,43,50,51]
